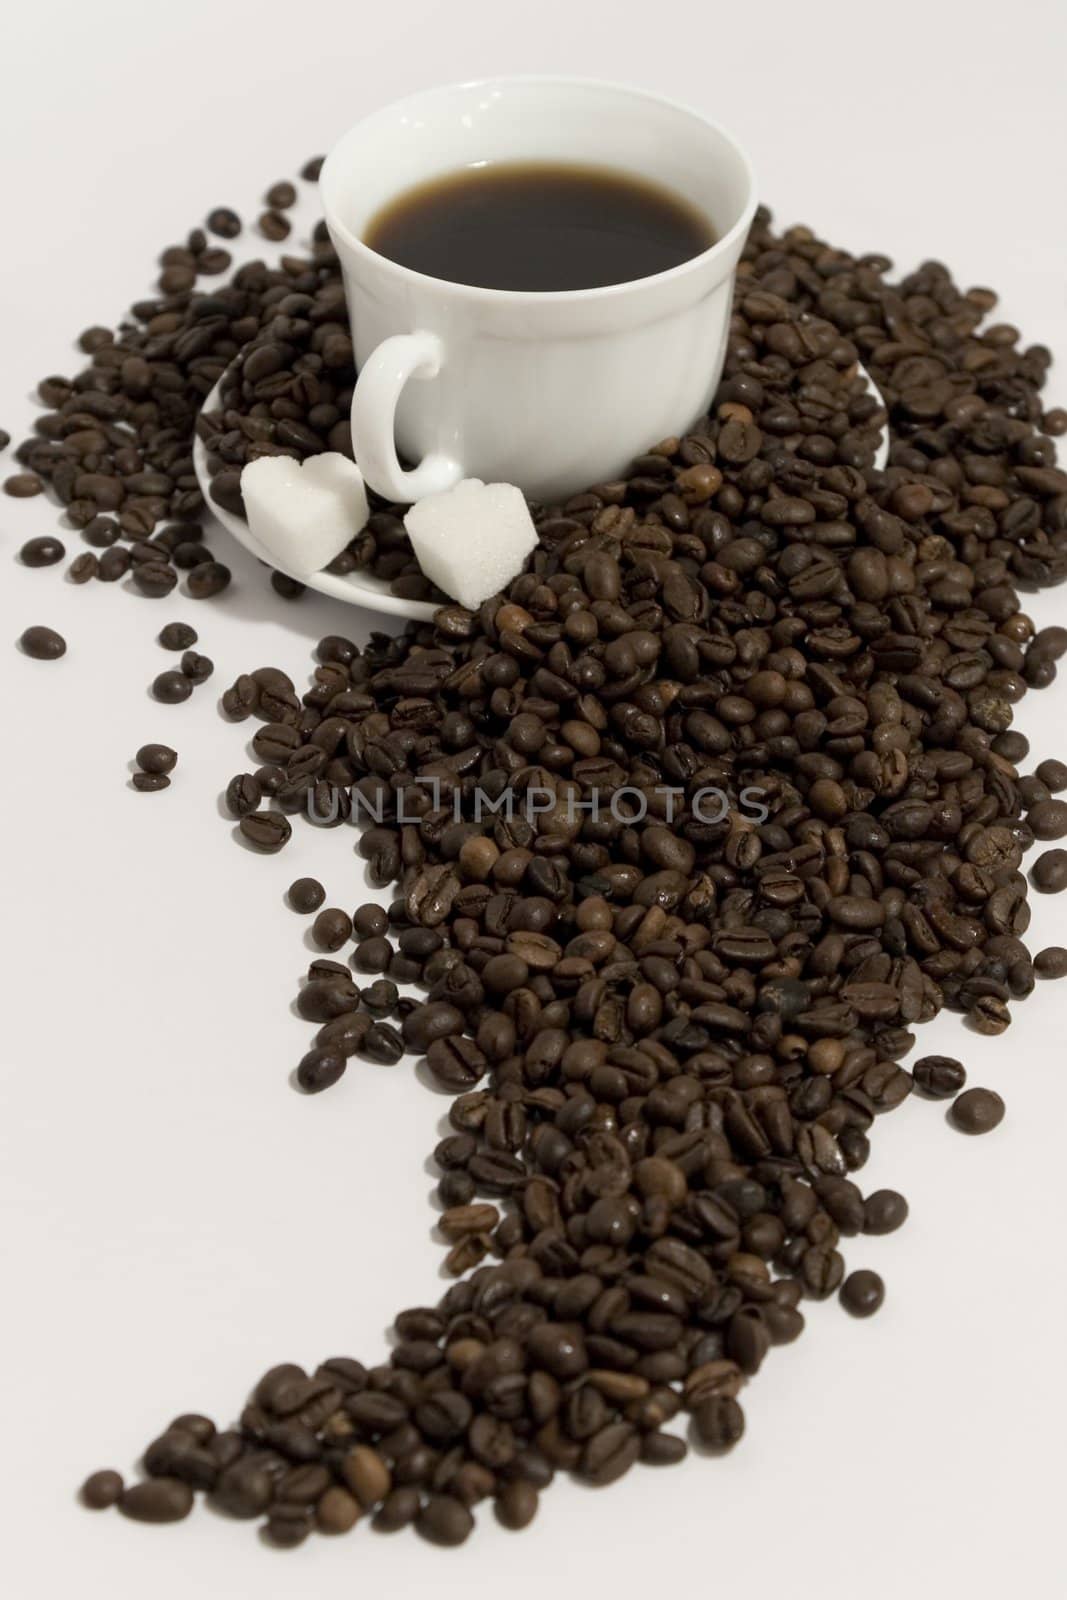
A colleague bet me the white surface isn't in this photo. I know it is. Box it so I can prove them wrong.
[1,3,1066,1598]
[242,452,369,578]
[405,478,539,608]
[327,77,756,501]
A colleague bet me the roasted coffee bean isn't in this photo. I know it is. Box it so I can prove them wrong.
[296,1048,346,1093]
[152,670,192,704]
[950,1088,1005,1135]
[132,772,170,793]
[416,1493,473,1546]
[259,210,291,241]
[207,207,241,238]
[1032,849,1067,892]
[1035,946,1067,979]
[119,1479,193,1523]
[913,1056,966,1099]
[1028,799,1067,840]
[862,1189,909,1235]
[238,811,291,853]
[311,908,353,951]
[159,621,198,651]
[225,774,262,817]
[692,1397,745,1451]
[181,650,214,683]
[136,743,177,775]
[20,535,64,567]
[266,181,297,209]
[82,1469,124,1508]
[840,1270,885,1318]
[132,561,178,597]
[6,472,43,497]
[19,625,66,660]
[186,562,231,599]
[288,877,326,914]
[69,552,98,583]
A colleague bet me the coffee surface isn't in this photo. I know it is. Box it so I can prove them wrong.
[363,161,715,291]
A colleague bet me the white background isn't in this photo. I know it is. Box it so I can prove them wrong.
[2,1,1066,1595]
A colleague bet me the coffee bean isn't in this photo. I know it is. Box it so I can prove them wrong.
[266,181,297,209]
[239,811,291,853]
[311,908,353,951]
[1035,946,1067,979]
[863,1189,909,1235]
[1028,799,1067,840]
[353,903,389,939]
[132,772,170,792]
[913,1055,966,1099]
[301,156,325,181]
[6,472,43,497]
[152,670,192,704]
[950,1088,1005,1134]
[692,1397,745,1450]
[259,210,291,241]
[186,562,231,599]
[1032,849,1067,892]
[317,1486,362,1534]
[206,207,241,238]
[181,650,214,683]
[19,625,66,660]
[289,877,326,914]
[296,1048,346,1093]
[840,1270,885,1317]
[82,1469,123,1508]
[415,1493,473,1546]
[20,535,64,566]
[69,552,98,583]
[119,1478,193,1522]
[132,561,178,598]
[225,774,262,817]
[136,743,177,775]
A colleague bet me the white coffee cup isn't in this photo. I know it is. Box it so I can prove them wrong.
[320,77,757,505]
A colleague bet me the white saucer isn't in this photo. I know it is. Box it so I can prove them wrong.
[192,364,889,621]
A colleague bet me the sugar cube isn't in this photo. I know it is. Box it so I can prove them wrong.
[241,453,369,577]
[403,478,538,609]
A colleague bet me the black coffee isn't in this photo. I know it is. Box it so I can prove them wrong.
[363,161,715,292]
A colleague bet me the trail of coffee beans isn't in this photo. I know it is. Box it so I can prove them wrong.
[8,174,1067,1546]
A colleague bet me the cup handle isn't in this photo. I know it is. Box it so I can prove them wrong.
[350,331,462,503]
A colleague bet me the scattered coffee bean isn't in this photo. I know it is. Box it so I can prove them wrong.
[206,207,241,238]
[19,625,65,660]
[301,156,325,182]
[1031,849,1067,892]
[20,534,64,567]
[181,649,214,683]
[311,908,353,951]
[239,811,292,853]
[1035,758,1067,792]
[119,1479,193,1523]
[69,552,98,583]
[132,772,170,792]
[863,1190,909,1235]
[136,743,177,775]
[950,1088,1005,1135]
[81,1470,123,1509]
[288,878,326,914]
[1035,946,1067,978]
[259,210,290,241]
[185,562,231,600]
[152,670,192,704]
[159,621,197,650]
[5,472,43,497]
[840,1270,885,1318]
[266,181,297,209]
[913,1056,967,1099]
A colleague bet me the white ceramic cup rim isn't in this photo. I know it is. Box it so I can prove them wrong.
[319,75,758,308]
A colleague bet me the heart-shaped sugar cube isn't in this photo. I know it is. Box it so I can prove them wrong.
[241,453,369,577]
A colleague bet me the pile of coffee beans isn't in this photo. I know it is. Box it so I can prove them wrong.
[76,201,1067,1547]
